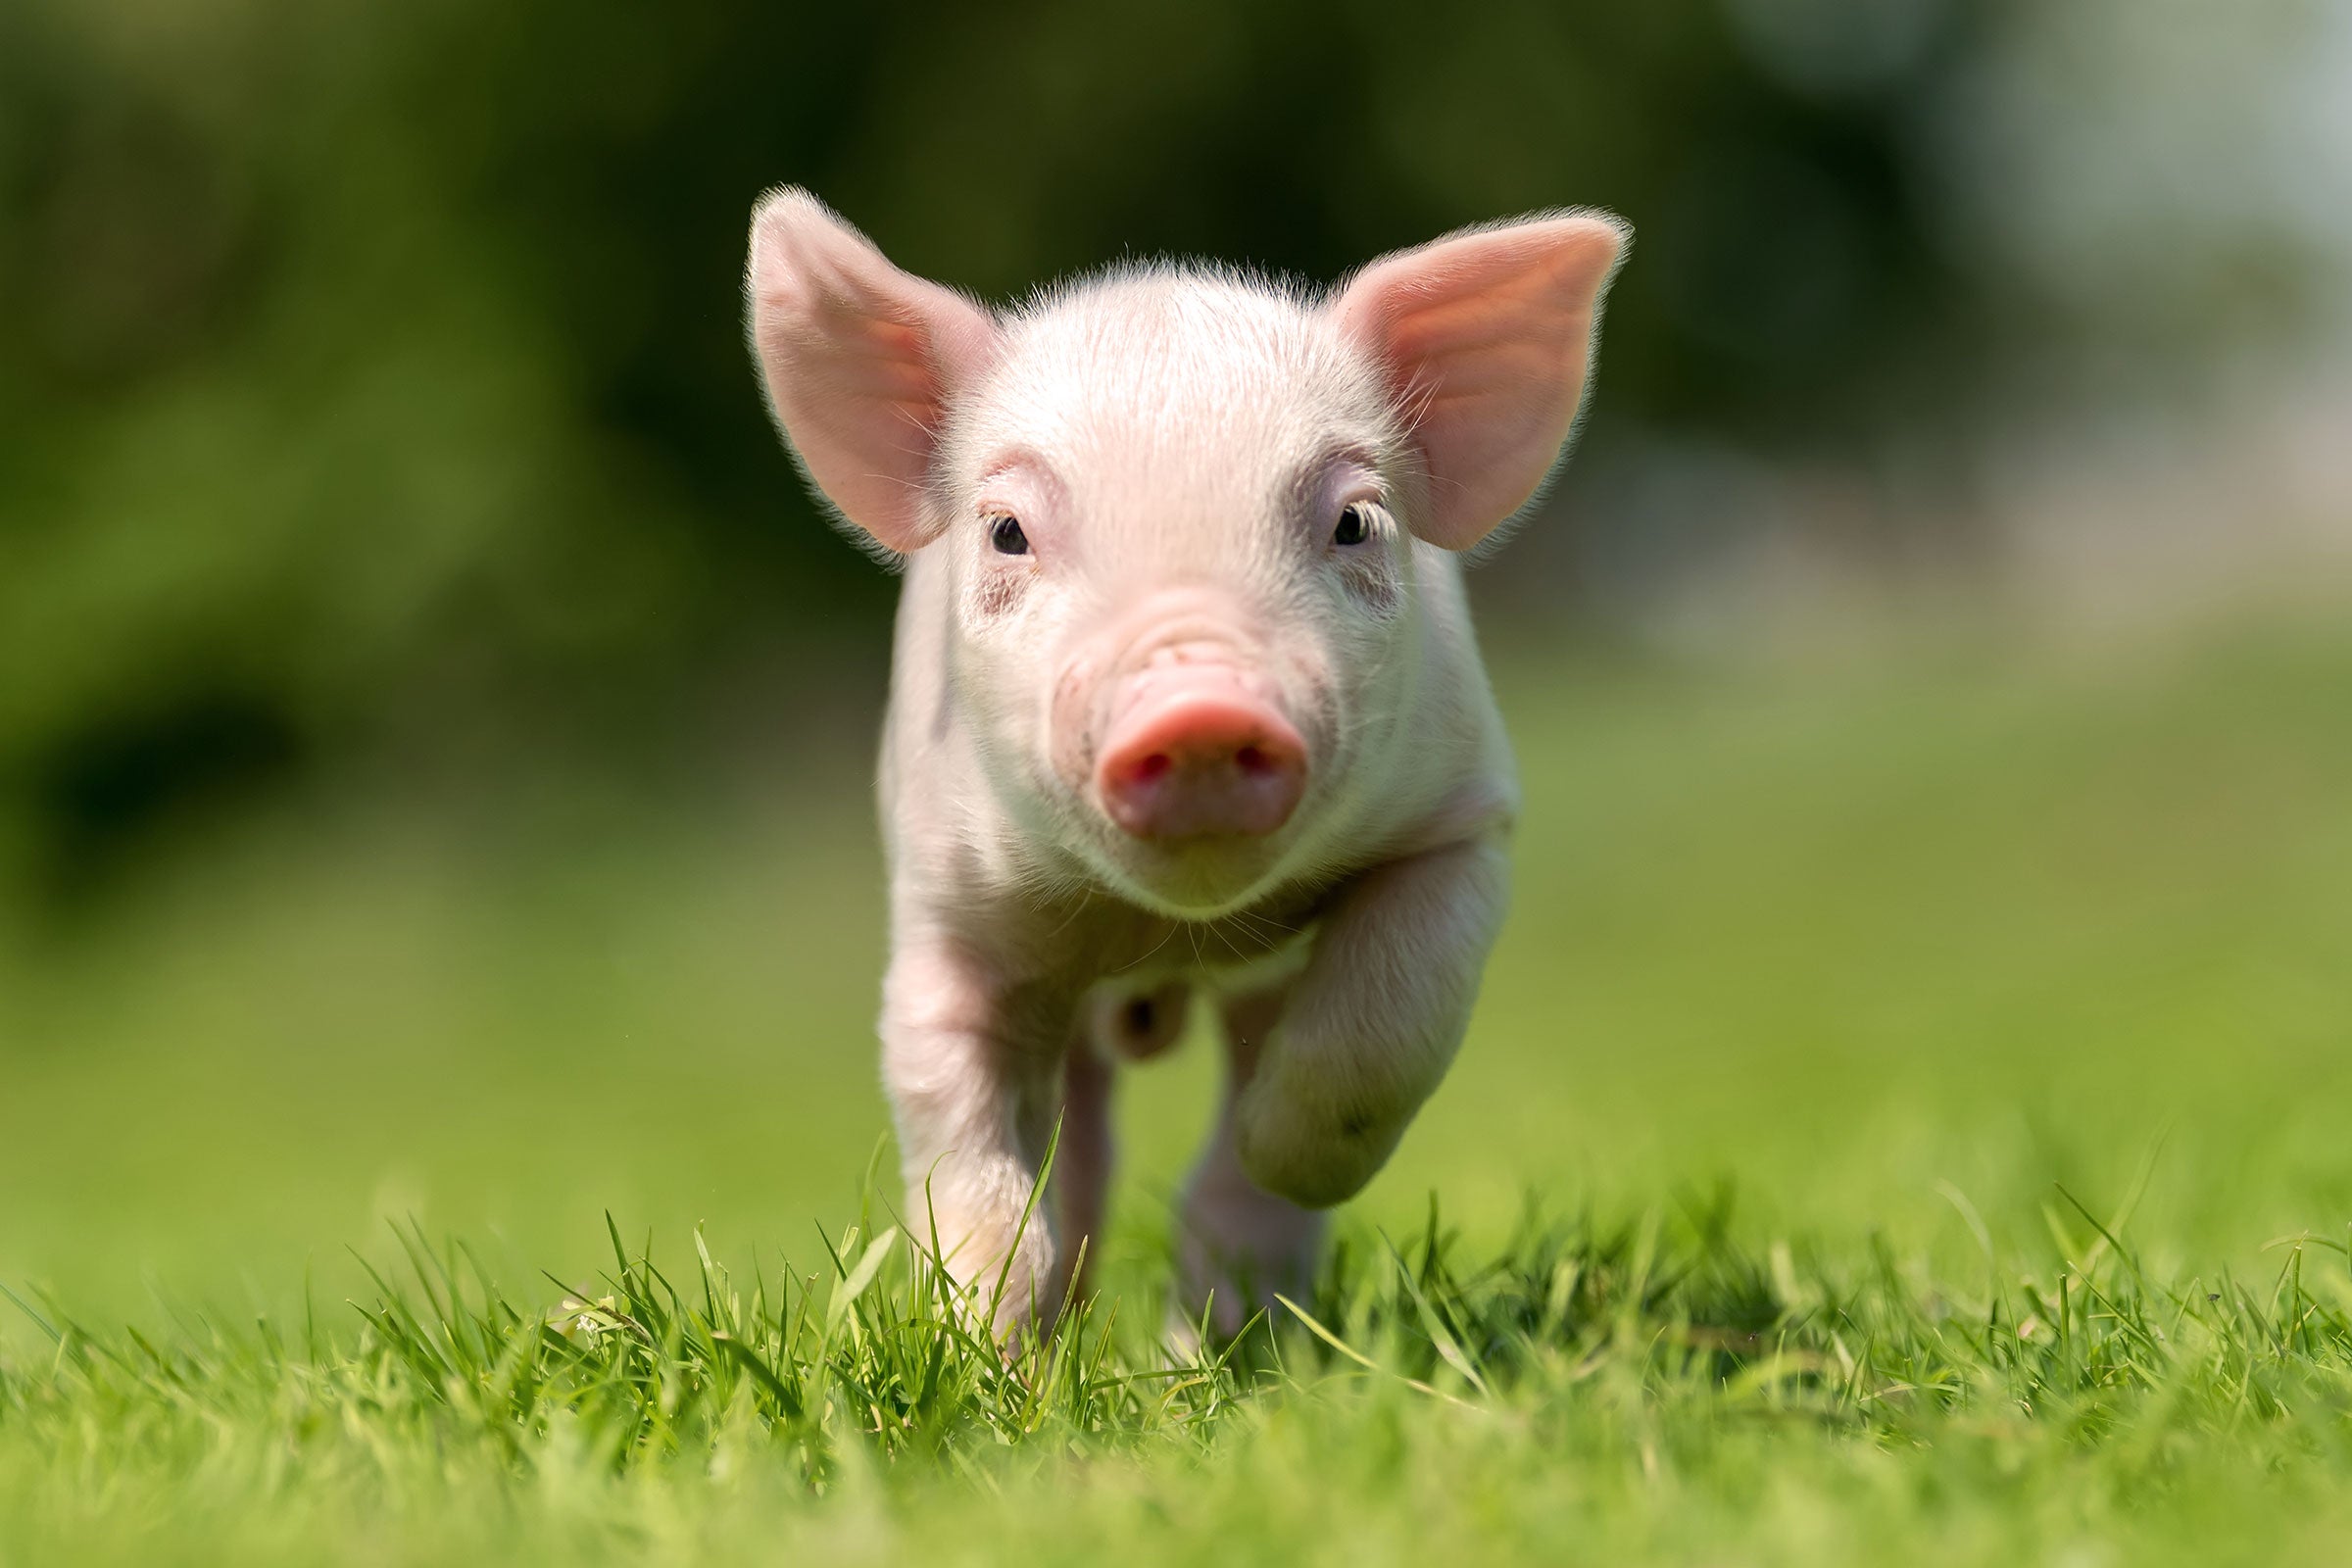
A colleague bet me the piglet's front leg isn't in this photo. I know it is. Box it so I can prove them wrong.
[879,940,1064,1332]
[1234,837,1510,1208]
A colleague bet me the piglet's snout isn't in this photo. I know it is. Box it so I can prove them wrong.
[1095,659,1306,842]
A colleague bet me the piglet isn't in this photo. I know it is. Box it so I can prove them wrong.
[745,191,1627,1334]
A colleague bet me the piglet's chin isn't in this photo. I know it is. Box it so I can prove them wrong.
[1095,833,1297,920]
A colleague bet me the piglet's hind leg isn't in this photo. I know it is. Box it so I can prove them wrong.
[1052,1042,1115,1307]
[1174,986,1326,1340]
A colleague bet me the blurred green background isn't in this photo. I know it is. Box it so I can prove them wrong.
[3,0,2350,1328]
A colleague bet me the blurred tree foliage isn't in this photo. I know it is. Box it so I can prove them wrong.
[0,0,2324,892]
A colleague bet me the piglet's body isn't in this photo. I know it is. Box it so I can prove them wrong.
[747,193,1627,1332]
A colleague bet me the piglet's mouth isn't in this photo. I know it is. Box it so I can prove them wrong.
[1093,668,1307,842]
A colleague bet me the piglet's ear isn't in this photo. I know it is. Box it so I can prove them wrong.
[746,188,998,553]
[1333,212,1628,550]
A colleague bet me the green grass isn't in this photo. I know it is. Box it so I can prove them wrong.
[12,1192,2352,1564]
[6,611,2352,1562]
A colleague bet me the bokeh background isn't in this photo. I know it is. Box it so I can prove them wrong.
[5,0,2351,1325]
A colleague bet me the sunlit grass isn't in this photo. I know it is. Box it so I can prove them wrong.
[11,1186,2352,1564]
[6,611,2352,1561]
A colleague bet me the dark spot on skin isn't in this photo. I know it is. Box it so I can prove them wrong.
[1338,1111,1374,1139]
[971,570,1027,617]
[1125,997,1155,1036]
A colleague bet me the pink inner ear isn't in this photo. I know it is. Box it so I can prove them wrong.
[1334,216,1626,551]
[748,190,997,553]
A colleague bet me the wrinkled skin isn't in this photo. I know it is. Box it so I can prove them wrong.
[746,190,1627,1333]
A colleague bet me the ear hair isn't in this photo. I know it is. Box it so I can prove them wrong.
[744,187,999,556]
[1330,210,1630,551]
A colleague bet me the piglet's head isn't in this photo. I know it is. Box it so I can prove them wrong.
[748,189,1625,917]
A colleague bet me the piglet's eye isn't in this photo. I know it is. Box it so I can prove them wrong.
[1333,504,1371,547]
[989,514,1030,556]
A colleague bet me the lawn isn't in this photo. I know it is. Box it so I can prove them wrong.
[5,610,2352,1564]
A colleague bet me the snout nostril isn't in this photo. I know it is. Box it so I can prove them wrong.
[1095,684,1306,840]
